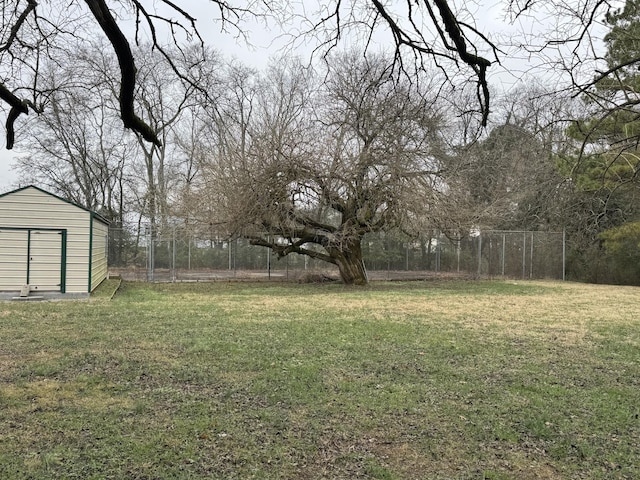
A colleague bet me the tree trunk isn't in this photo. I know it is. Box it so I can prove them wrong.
[330,238,369,285]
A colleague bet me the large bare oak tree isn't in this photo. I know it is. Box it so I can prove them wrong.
[199,53,445,285]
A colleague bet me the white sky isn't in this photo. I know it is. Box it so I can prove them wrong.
[0,0,610,193]
[0,149,17,193]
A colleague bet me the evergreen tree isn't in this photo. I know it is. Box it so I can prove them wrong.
[560,0,640,283]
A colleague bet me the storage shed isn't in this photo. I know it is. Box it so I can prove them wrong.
[0,185,109,296]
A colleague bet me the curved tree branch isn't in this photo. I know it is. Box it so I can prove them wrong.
[0,84,29,149]
[0,0,39,148]
[0,0,38,53]
[430,0,492,126]
[248,234,337,264]
[84,0,161,146]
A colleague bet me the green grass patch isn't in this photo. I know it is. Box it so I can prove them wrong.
[1,279,639,479]
[90,277,122,299]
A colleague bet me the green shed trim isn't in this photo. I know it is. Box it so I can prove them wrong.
[26,230,32,284]
[61,229,67,293]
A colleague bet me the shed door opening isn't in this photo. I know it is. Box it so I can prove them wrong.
[28,230,65,292]
[0,228,66,293]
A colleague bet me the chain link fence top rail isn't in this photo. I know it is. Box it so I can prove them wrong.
[107,225,565,282]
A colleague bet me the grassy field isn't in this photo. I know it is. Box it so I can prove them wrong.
[1,279,639,479]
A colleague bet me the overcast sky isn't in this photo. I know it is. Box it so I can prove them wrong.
[0,149,16,192]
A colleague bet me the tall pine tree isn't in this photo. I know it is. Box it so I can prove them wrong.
[557,0,640,283]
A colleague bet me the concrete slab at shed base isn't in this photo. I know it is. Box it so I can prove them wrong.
[0,291,90,301]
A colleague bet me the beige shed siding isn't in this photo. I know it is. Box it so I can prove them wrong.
[27,230,64,291]
[90,216,109,291]
[0,186,108,293]
[0,230,28,290]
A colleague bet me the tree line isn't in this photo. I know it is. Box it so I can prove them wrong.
[3,1,640,284]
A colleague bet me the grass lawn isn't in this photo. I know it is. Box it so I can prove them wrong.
[1,279,639,479]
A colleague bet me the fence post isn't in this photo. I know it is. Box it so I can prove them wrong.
[267,237,271,279]
[171,227,176,283]
[405,243,409,271]
[435,232,440,272]
[234,238,237,276]
[562,228,566,281]
[529,231,534,279]
[147,224,155,282]
[477,233,482,276]
[522,231,526,279]
[501,233,506,276]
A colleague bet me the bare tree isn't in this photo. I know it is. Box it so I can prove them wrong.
[0,0,502,151]
[448,84,579,231]
[6,0,633,155]
[14,54,133,223]
[127,46,217,233]
[201,53,445,285]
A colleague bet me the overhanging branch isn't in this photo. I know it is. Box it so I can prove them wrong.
[0,84,29,149]
[84,0,161,146]
[430,0,492,126]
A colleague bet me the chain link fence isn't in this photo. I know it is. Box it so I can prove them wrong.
[107,224,565,282]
